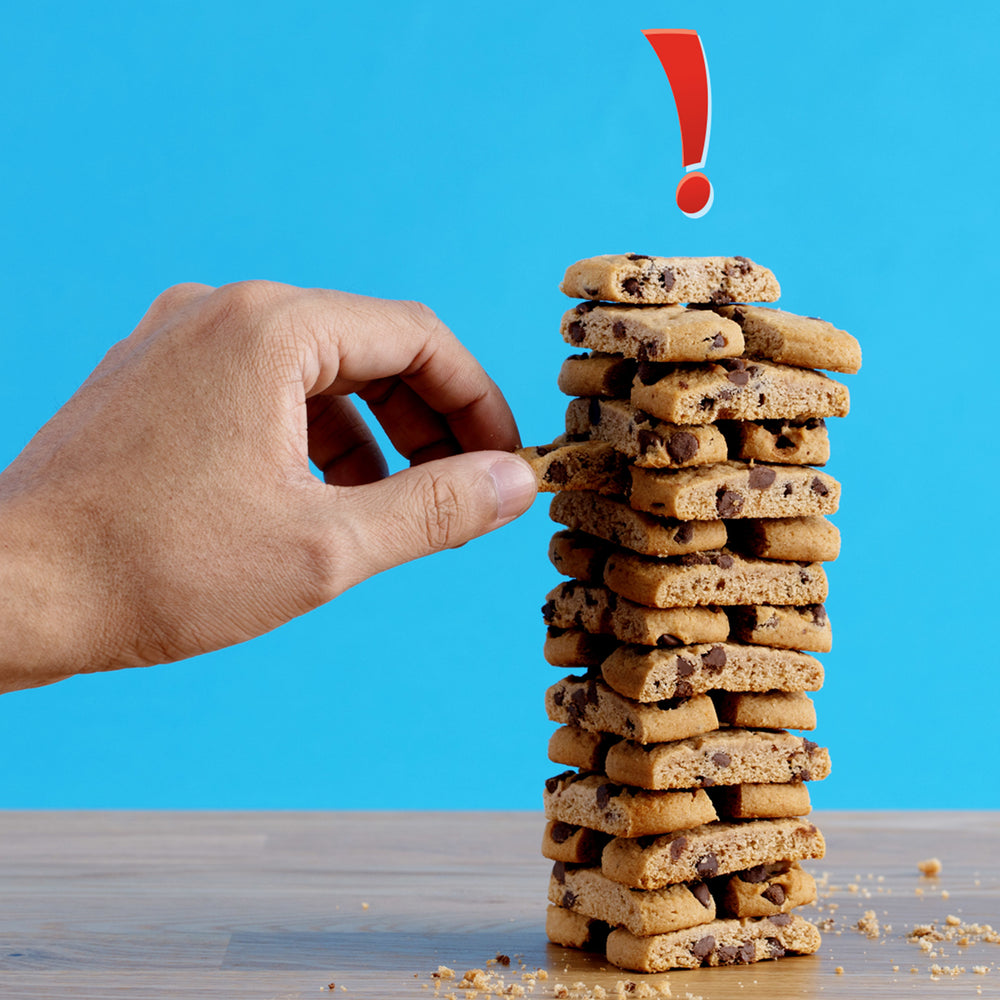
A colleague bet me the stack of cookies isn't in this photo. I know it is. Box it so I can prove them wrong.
[521,253,860,973]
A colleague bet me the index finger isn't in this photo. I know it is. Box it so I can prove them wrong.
[291,290,522,454]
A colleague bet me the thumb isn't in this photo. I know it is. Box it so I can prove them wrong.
[325,451,538,590]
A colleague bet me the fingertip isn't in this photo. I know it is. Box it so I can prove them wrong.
[488,454,539,522]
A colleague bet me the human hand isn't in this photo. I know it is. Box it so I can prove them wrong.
[0,281,537,693]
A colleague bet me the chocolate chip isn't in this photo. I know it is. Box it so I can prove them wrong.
[726,369,750,386]
[731,307,746,323]
[656,634,682,648]
[567,321,585,344]
[692,882,712,908]
[717,554,734,569]
[595,783,622,809]
[710,288,732,305]
[660,268,676,291]
[766,937,786,957]
[583,286,598,297]
[669,836,688,860]
[783,483,793,496]
[691,935,715,959]
[696,853,719,877]
[552,860,566,883]
[748,466,776,490]
[802,738,818,752]
[541,599,556,622]
[811,604,828,625]
[545,461,568,485]
[549,821,576,844]
[680,551,711,566]
[637,429,662,454]
[587,396,601,425]
[666,431,699,463]
[716,489,744,517]
[626,253,650,261]
[622,277,642,297]
[546,625,567,638]
[675,656,696,678]
[611,320,626,339]
[770,912,792,926]
[673,523,694,544]
[717,945,739,964]
[701,646,727,670]
[575,300,599,314]
[674,679,693,698]
[811,477,829,496]
[799,568,811,583]
[711,332,726,348]
[562,890,577,908]
[586,678,600,705]
[552,688,565,706]
[710,751,731,768]
[794,768,813,781]
[762,884,786,905]
[569,687,589,720]
[545,771,575,794]
[738,941,755,963]
[739,865,769,884]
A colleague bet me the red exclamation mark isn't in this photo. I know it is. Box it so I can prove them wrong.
[642,29,713,218]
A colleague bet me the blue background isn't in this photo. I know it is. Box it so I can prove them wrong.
[1,1,997,810]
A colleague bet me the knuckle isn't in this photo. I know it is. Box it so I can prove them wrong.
[144,282,213,323]
[421,471,466,552]
[207,280,299,334]
[295,529,347,607]
[396,299,444,337]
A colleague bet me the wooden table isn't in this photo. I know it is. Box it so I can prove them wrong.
[0,812,997,999]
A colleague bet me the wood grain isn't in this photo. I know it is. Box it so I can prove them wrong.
[0,812,997,998]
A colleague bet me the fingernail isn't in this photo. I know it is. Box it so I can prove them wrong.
[489,456,538,521]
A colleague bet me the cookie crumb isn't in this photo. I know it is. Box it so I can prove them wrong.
[917,858,942,877]
[855,910,881,939]
[326,985,335,992]
[834,967,844,975]
[433,967,456,981]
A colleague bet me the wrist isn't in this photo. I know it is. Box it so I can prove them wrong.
[0,497,120,694]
